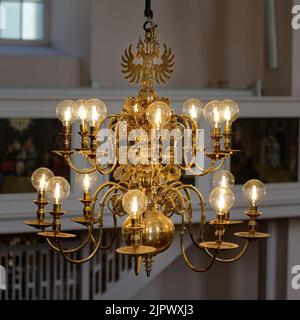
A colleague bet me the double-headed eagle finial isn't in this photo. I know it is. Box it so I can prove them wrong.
[121,24,175,86]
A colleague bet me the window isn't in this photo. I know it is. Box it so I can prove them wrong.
[0,0,47,42]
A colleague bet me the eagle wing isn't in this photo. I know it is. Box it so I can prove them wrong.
[121,45,142,84]
[154,44,175,84]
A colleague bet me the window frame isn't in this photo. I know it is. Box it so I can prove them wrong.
[0,0,50,45]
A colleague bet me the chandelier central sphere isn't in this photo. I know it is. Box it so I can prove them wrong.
[24,0,270,276]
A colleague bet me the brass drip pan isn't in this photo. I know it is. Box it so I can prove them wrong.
[116,246,156,256]
[200,241,239,251]
[234,231,271,240]
[208,220,243,226]
[23,220,52,229]
[71,217,98,225]
[38,231,76,239]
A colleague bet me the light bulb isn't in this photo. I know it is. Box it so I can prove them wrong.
[31,167,54,192]
[122,190,148,218]
[46,177,70,204]
[86,99,107,128]
[242,179,266,205]
[203,100,225,128]
[74,99,88,124]
[56,100,75,126]
[212,170,235,189]
[146,101,172,128]
[221,99,239,125]
[209,186,235,214]
[76,172,98,192]
[182,98,204,120]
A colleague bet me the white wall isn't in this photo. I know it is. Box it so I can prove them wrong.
[90,0,265,89]
[51,0,92,85]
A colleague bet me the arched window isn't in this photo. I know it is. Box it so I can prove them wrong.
[0,0,48,43]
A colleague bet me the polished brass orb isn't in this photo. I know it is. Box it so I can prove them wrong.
[122,209,175,254]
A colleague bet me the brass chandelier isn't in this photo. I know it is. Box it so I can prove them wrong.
[24,0,270,276]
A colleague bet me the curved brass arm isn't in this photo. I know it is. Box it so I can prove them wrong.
[205,240,249,263]
[56,184,123,264]
[57,225,104,265]
[64,153,97,174]
[92,121,119,175]
[46,223,94,253]
[180,227,216,272]
[176,184,206,249]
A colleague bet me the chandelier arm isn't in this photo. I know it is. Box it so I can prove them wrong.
[192,157,227,176]
[90,215,118,250]
[93,122,119,175]
[45,223,94,253]
[204,240,250,263]
[176,113,200,171]
[91,182,127,212]
[178,185,203,249]
[64,154,97,174]
[161,187,189,218]
[176,184,206,246]
[92,185,123,249]
[98,114,119,132]
[56,185,122,264]
[180,229,216,273]
[57,225,104,265]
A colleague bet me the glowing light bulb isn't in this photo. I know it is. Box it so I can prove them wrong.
[131,196,139,216]
[146,101,172,128]
[209,186,235,214]
[56,100,75,126]
[46,177,70,205]
[251,185,258,202]
[86,99,107,128]
[203,100,225,129]
[79,106,87,121]
[155,108,162,125]
[39,174,46,191]
[74,99,88,125]
[182,98,204,120]
[212,170,235,189]
[213,107,220,128]
[54,183,61,204]
[31,167,54,193]
[122,190,148,218]
[242,179,266,205]
[76,172,98,192]
[217,191,226,211]
[221,99,239,125]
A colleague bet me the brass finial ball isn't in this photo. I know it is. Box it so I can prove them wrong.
[122,209,175,254]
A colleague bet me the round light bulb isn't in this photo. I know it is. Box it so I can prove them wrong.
[31,167,54,192]
[74,99,88,124]
[209,186,235,214]
[203,100,225,128]
[146,101,172,128]
[221,99,239,125]
[56,100,75,126]
[76,172,98,192]
[122,189,148,218]
[46,177,70,205]
[212,170,235,189]
[86,99,107,128]
[242,179,266,205]
[182,98,204,120]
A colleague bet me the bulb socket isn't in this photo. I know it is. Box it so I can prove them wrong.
[79,124,89,149]
[63,125,71,151]
[223,124,232,151]
[53,203,62,214]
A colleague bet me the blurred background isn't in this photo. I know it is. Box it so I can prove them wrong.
[0,0,299,300]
